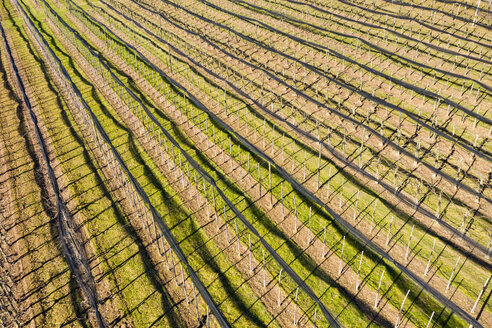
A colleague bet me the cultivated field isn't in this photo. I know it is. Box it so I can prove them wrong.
[0,0,490,327]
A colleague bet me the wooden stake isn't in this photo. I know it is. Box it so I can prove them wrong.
[317,141,322,190]
[235,218,240,257]
[224,206,230,242]
[396,290,410,327]
[248,234,252,273]
[308,207,312,244]
[293,287,299,325]
[375,268,385,308]
[385,216,393,246]
[322,220,327,259]
[424,238,436,276]
[277,269,283,306]
[471,276,490,313]
[405,225,414,261]
[426,311,435,328]
[180,263,189,304]
[269,162,272,206]
[356,251,364,291]
[293,195,298,233]
[281,182,284,219]
[192,283,199,321]
[258,162,261,197]
[338,236,345,275]
[263,249,266,288]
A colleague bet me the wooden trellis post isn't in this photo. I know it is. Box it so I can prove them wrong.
[471,276,490,313]
[385,216,393,246]
[229,137,233,171]
[308,207,312,244]
[248,234,252,273]
[338,236,345,275]
[303,150,306,180]
[293,195,298,234]
[375,268,385,308]
[424,238,436,276]
[170,251,179,287]
[405,225,414,261]
[445,256,461,293]
[281,133,285,164]
[353,190,360,221]
[263,249,266,288]
[269,162,272,206]
[248,153,251,184]
[258,162,261,197]
[356,251,364,291]
[235,218,240,257]
[395,290,410,327]
[317,141,322,190]
[192,283,199,321]
[180,263,189,304]
[293,287,299,325]
[223,206,230,242]
[322,221,327,259]
[277,269,283,306]
[370,199,378,233]
[281,182,284,219]
[426,311,435,328]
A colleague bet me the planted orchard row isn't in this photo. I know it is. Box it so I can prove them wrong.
[92,0,492,322]
[47,1,354,326]
[1,3,111,326]
[100,0,490,258]
[307,0,491,48]
[66,1,442,326]
[69,0,492,326]
[30,0,492,326]
[252,0,489,78]
[87,0,491,313]
[104,0,492,276]
[126,0,491,216]
[157,0,490,147]
[30,1,256,326]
